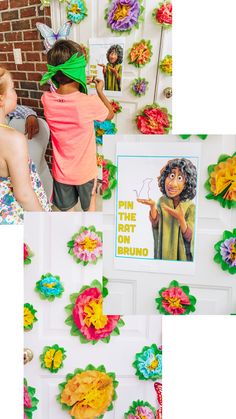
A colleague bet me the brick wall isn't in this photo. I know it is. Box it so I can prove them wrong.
[0,0,53,167]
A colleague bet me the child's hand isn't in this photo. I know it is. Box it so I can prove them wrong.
[25,116,39,140]
[94,78,104,94]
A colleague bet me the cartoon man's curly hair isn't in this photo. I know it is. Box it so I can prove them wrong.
[158,158,197,201]
[106,44,123,64]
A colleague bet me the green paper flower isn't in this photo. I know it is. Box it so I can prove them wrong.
[156,280,197,315]
[179,134,208,140]
[205,152,236,209]
[67,225,103,265]
[24,243,34,265]
[24,303,38,331]
[35,273,64,301]
[102,159,117,200]
[160,54,172,75]
[214,229,236,274]
[65,279,125,345]
[24,378,39,418]
[128,39,153,68]
[57,364,119,418]
[125,400,156,419]
[40,344,66,373]
[133,343,162,381]
[105,0,145,34]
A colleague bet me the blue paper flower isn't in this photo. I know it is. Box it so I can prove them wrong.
[94,120,117,145]
[35,273,64,301]
[133,344,162,381]
[67,0,87,24]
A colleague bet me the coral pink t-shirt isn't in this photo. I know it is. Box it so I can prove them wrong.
[41,91,108,185]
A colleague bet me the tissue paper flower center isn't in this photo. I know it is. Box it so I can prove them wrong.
[114,4,131,20]
[84,297,108,329]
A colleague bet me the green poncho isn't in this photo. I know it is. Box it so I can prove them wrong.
[152,196,195,261]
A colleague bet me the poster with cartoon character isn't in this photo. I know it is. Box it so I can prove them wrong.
[114,142,201,274]
[88,37,125,96]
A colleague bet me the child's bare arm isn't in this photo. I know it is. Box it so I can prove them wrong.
[94,79,114,120]
[6,131,43,211]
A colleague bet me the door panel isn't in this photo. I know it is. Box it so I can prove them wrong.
[103,135,236,314]
[24,213,161,417]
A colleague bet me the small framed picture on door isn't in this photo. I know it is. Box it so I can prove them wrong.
[88,37,125,97]
[113,140,201,275]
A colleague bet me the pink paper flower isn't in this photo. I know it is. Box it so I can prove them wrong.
[67,226,103,266]
[161,287,190,314]
[72,287,120,340]
[24,244,29,261]
[24,385,32,409]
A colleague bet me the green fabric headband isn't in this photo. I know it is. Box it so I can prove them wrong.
[40,53,87,93]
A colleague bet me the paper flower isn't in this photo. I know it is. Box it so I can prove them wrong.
[67,225,103,266]
[155,382,162,419]
[24,243,34,265]
[136,103,172,134]
[105,0,144,34]
[24,303,38,331]
[79,43,89,63]
[160,54,172,75]
[205,152,236,209]
[66,0,87,24]
[24,379,39,419]
[214,229,236,274]
[39,0,51,8]
[65,279,125,344]
[153,1,172,28]
[180,134,207,140]
[102,159,117,200]
[156,280,197,315]
[133,344,162,381]
[57,365,118,418]
[35,273,64,301]
[110,99,122,114]
[131,77,149,96]
[40,344,66,373]
[94,120,117,145]
[125,400,156,419]
[128,39,153,67]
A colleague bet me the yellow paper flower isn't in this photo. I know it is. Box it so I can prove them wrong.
[24,303,37,331]
[160,55,172,75]
[40,344,66,373]
[83,297,108,330]
[60,370,114,419]
[209,156,236,202]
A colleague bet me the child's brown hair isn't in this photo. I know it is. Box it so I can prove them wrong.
[47,39,83,86]
[0,67,11,96]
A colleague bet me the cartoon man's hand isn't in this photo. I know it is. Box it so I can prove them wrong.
[162,203,187,233]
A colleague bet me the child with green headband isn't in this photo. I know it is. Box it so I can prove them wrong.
[41,40,114,212]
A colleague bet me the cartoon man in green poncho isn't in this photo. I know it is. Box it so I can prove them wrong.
[138,158,197,262]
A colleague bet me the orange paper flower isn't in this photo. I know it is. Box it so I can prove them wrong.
[128,39,153,67]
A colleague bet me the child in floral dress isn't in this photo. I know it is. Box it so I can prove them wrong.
[0,68,50,224]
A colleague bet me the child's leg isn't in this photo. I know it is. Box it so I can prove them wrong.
[52,179,78,212]
[77,178,97,212]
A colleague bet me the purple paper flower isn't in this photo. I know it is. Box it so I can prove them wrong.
[131,77,148,96]
[220,237,236,267]
[105,0,143,33]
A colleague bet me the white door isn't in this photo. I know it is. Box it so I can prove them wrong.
[49,0,172,133]
[103,135,236,315]
[24,213,162,418]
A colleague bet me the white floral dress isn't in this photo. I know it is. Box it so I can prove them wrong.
[0,125,51,224]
